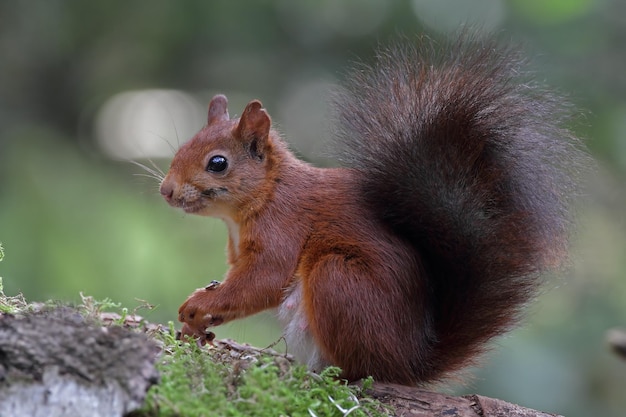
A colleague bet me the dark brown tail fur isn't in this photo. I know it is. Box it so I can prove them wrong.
[333,33,587,381]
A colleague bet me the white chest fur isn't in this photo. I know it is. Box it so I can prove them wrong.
[277,281,328,372]
[221,215,241,258]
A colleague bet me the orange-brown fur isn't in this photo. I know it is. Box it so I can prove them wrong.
[161,98,432,383]
[160,35,586,385]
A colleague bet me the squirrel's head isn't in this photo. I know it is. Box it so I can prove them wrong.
[160,94,281,220]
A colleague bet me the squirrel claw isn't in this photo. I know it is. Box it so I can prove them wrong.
[205,280,221,290]
[178,323,216,346]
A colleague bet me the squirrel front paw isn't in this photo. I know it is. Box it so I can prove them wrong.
[178,322,216,346]
[178,287,226,339]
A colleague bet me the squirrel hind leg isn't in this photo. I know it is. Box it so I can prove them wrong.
[300,253,434,385]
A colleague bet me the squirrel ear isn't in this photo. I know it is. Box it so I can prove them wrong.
[208,94,229,125]
[235,100,271,160]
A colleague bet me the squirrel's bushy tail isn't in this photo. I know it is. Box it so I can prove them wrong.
[333,34,587,382]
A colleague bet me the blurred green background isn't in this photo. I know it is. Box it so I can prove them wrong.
[1,1,625,415]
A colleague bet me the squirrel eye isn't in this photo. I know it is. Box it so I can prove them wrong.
[206,155,228,172]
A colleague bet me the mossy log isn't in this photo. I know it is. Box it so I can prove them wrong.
[366,382,563,417]
[0,307,562,417]
[0,308,159,417]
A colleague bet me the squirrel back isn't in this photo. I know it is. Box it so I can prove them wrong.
[163,33,587,385]
[332,34,585,380]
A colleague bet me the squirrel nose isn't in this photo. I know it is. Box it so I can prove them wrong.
[160,182,174,202]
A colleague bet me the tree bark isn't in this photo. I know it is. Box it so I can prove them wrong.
[0,308,159,417]
[0,307,563,417]
[366,382,563,417]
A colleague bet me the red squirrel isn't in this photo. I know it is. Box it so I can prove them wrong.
[159,34,586,385]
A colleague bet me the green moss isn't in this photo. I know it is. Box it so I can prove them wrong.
[0,245,29,314]
[0,278,388,417]
[138,329,387,417]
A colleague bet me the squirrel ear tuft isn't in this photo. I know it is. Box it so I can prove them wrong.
[236,100,271,160]
[208,95,229,125]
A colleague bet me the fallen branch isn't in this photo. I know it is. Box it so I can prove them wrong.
[0,306,563,417]
[0,308,159,417]
[366,383,562,417]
